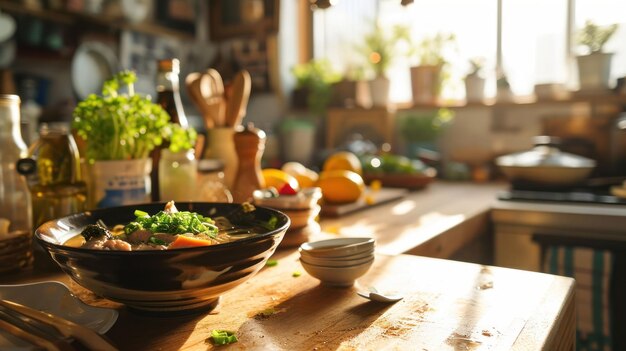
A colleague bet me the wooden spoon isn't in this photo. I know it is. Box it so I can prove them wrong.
[205,69,225,127]
[185,72,213,129]
[225,70,251,128]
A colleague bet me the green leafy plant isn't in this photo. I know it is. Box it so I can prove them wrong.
[73,71,171,161]
[407,33,457,67]
[467,57,486,77]
[577,20,619,54]
[168,124,197,153]
[399,108,454,143]
[291,59,341,116]
[358,22,409,78]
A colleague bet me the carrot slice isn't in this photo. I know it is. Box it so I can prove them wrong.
[168,235,214,249]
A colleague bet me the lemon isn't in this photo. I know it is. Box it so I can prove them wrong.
[317,170,365,204]
[323,151,362,175]
[282,162,319,188]
[262,168,299,191]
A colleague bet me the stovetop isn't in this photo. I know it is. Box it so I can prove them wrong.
[497,180,626,206]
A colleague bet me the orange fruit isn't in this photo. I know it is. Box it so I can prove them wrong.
[282,162,319,188]
[262,168,299,191]
[317,170,365,204]
[323,151,362,175]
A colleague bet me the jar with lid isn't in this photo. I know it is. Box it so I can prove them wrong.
[17,122,87,271]
[0,94,32,273]
[197,159,232,202]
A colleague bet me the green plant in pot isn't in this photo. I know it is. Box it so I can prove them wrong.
[358,22,409,107]
[575,20,619,91]
[406,33,457,104]
[72,70,190,208]
[399,108,454,158]
[291,59,341,116]
[465,57,486,103]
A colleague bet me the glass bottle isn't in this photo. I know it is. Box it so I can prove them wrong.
[0,94,33,273]
[197,159,232,202]
[17,123,87,271]
[159,148,197,202]
[151,58,188,201]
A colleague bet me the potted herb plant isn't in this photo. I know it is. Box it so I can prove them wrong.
[72,70,182,208]
[464,57,486,103]
[399,108,454,158]
[575,20,619,91]
[406,33,457,104]
[359,23,408,107]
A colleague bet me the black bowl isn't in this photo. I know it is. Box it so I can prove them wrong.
[35,202,289,314]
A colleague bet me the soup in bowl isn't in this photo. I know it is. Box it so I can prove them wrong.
[35,202,290,314]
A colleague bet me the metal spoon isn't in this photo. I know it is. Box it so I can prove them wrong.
[357,287,403,303]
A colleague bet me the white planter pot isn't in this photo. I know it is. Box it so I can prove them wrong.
[368,76,390,107]
[281,120,316,166]
[577,52,613,91]
[464,74,485,103]
[88,158,152,209]
[410,65,442,104]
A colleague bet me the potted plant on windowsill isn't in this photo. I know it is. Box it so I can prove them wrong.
[464,57,486,103]
[575,20,619,91]
[406,33,457,105]
[399,107,454,158]
[359,22,408,107]
[72,70,188,208]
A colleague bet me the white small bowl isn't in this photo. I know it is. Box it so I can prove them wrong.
[300,253,374,267]
[299,247,374,262]
[300,237,375,258]
[300,258,374,287]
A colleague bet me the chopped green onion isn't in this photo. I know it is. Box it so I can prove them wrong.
[292,271,301,277]
[148,236,166,245]
[265,259,278,267]
[211,330,237,345]
[134,210,149,217]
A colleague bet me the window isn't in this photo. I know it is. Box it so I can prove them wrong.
[312,0,626,103]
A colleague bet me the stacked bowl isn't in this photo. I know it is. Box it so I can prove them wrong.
[299,237,375,287]
[253,187,322,248]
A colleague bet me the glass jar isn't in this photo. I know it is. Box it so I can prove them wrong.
[17,123,87,271]
[197,159,232,203]
[159,148,197,202]
[0,95,33,273]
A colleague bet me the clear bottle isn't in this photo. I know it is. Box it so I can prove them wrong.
[0,94,33,272]
[151,58,188,201]
[159,148,197,202]
[197,159,232,202]
[17,123,87,271]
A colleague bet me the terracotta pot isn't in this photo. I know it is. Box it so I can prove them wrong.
[577,52,613,91]
[410,65,442,104]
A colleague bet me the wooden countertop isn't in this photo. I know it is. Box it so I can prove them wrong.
[316,181,506,258]
[3,252,575,350]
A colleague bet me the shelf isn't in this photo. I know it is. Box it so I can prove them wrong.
[0,0,194,40]
[396,92,626,111]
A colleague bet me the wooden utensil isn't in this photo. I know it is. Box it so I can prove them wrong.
[225,70,251,128]
[185,72,213,129]
[205,69,225,127]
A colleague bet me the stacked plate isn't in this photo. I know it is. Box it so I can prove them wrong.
[254,187,322,248]
[299,237,375,287]
[0,231,32,274]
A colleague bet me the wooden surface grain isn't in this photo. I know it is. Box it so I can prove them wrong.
[11,252,575,351]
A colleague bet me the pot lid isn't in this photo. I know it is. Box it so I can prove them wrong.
[496,136,596,168]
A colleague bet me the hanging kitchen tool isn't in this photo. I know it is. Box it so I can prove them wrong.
[185,72,214,129]
[495,136,596,186]
[225,70,251,128]
[203,69,225,127]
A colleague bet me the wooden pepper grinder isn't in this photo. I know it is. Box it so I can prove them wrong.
[232,122,266,203]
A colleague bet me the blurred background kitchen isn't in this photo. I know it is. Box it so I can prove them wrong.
[0,0,625,177]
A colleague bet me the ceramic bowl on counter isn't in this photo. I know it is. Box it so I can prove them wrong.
[35,202,290,315]
[299,237,375,287]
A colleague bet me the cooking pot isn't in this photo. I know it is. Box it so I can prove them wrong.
[496,136,596,186]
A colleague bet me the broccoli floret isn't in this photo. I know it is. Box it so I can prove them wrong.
[81,224,112,241]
